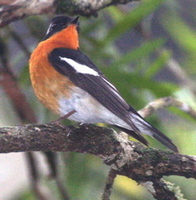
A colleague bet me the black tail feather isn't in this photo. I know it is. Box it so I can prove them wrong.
[122,109,179,152]
[114,121,178,152]
[149,125,178,152]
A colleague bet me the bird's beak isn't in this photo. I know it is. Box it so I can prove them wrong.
[71,16,80,25]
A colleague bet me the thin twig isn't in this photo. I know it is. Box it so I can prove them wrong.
[138,96,196,120]
[44,151,70,200]
[101,169,117,200]
[25,152,54,200]
[141,179,180,200]
[56,176,70,200]
[0,38,37,124]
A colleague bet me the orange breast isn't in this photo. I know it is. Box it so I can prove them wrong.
[29,24,79,115]
[29,42,75,115]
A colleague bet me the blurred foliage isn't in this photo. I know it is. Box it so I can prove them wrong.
[0,0,196,199]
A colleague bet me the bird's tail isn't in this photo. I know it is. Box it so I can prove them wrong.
[124,112,178,152]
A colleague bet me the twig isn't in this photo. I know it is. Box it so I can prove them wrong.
[0,38,37,124]
[138,96,196,120]
[141,179,179,200]
[43,151,70,200]
[55,176,70,200]
[25,152,39,182]
[25,152,55,200]
[101,169,117,200]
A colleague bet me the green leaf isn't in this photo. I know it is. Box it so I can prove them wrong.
[104,0,166,44]
[162,13,196,54]
[110,38,166,69]
[145,50,171,78]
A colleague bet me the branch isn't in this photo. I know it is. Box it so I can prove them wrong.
[138,96,196,120]
[0,0,56,27]
[101,169,117,200]
[0,38,37,123]
[0,0,138,27]
[0,123,195,179]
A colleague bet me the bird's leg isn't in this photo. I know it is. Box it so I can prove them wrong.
[50,110,76,124]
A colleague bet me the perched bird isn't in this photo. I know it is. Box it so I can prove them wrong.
[29,15,178,152]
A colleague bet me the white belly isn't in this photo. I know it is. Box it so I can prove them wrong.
[58,87,130,129]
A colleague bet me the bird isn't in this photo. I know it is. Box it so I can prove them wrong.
[29,15,178,152]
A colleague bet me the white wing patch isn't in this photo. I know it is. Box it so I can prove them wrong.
[59,56,99,76]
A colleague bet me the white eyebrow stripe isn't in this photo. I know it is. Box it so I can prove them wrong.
[59,56,99,76]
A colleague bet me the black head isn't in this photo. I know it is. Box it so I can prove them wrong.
[43,15,79,40]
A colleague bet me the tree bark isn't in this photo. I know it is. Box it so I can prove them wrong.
[0,0,138,27]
